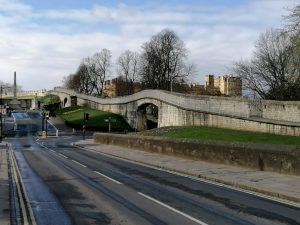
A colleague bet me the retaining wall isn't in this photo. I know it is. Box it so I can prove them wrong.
[94,133,300,175]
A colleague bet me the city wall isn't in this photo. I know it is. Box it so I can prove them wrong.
[261,100,300,123]
[51,87,300,136]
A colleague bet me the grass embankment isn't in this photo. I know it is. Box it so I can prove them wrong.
[147,126,300,146]
[55,106,132,132]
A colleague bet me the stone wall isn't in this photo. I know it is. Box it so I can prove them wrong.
[52,87,250,118]
[5,89,47,97]
[159,105,300,136]
[262,100,300,123]
[94,133,300,175]
[50,87,300,136]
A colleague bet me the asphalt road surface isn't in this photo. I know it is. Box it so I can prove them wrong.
[5,111,300,225]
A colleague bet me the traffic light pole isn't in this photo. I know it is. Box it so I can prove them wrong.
[45,118,48,137]
[83,112,89,140]
[42,112,45,131]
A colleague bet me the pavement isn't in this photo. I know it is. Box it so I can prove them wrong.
[75,138,300,204]
[0,142,10,225]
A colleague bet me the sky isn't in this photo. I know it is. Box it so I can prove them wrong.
[0,0,298,91]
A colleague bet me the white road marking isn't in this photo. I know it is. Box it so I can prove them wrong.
[93,171,122,184]
[58,153,68,159]
[161,170,300,208]
[71,160,87,168]
[50,150,56,153]
[76,146,300,208]
[138,192,208,225]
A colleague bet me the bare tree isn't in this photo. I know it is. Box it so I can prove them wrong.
[117,50,139,95]
[77,62,94,95]
[62,73,81,91]
[285,4,300,99]
[233,29,294,100]
[285,4,300,33]
[91,49,112,96]
[140,29,193,91]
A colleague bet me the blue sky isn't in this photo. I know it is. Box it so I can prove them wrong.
[0,0,298,90]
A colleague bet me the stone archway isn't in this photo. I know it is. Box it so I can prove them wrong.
[63,97,68,107]
[136,103,159,131]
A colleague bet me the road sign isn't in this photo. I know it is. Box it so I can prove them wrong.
[104,117,117,133]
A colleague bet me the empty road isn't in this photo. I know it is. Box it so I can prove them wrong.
[5,111,300,225]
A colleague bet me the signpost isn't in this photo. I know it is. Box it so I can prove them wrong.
[104,117,116,133]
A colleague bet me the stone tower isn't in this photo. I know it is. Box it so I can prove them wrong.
[10,71,21,110]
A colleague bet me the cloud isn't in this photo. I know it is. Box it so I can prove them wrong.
[0,0,298,90]
[0,0,32,14]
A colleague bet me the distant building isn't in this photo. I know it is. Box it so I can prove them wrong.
[103,74,242,97]
[103,79,117,97]
[185,83,205,95]
[205,74,242,97]
[103,78,142,97]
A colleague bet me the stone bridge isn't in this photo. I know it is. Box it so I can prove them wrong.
[50,87,300,136]
[2,89,47,110]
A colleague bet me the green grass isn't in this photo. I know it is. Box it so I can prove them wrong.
[153,126,300,146]
[55,106,132,131]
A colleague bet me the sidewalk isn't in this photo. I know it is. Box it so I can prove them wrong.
[75,138,300,204]
[0,142,10,225]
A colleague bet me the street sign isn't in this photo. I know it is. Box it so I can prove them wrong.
[104,117,117,133]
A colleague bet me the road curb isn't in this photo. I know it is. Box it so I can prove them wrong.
[8,145,37,225]
[74,143,300,205]
[0,143,10,225]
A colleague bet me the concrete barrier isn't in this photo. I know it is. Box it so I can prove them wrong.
[94,132,300,175]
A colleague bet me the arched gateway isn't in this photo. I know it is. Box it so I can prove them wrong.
[136,103,159,131]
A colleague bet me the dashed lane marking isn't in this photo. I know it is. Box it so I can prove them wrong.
[75,145,300,208]
[93,171,122,184]
[58,153,68,159]
[71,160,87,168]
[138,192,208,225]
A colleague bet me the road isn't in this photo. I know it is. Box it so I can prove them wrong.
[5,111,300,225]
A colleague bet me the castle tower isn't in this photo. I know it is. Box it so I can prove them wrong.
[204,74,215,89]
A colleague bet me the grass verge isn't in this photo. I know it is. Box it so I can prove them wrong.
[147,126,300,146]
[55,106,132,132]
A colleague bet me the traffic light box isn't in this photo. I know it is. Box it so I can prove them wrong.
[85,113,89,121]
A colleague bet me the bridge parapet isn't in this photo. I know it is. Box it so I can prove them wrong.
[5,89,47,98]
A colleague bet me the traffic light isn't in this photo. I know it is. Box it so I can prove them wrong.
[85,113,89,121]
